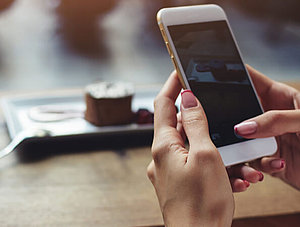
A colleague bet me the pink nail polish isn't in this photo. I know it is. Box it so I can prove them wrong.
[258,172,264,181]
[181,90,198,109]
[270,159,285,169]
[244,180,250,188]
[234,121,258,136]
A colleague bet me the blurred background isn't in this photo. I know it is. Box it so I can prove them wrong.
[0,0,299,91]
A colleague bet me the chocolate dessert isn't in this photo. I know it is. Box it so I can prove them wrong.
[85,82,134,126]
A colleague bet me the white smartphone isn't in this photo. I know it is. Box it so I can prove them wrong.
[157,4,277,166]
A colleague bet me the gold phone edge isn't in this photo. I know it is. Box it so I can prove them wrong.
[157,11,187,89]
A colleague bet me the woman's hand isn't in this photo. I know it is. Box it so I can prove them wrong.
[147,71,234,226]
[177,112,264,193]
[234,65,300,190]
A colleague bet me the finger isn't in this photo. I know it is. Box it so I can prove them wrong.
[247,65,299,111]
[157,70,182,102]
[294,93,300,138]
[176,112,186,141]
[246,64,273,100]
[227,165,264,183]
[230,178,250,193]
[152,71,185,165]
[294,92,300,110]
[180,90,212,150]
[154,70,182,134]
[250,157,285,174]
[176,112,182,132]
[234,110,300,138]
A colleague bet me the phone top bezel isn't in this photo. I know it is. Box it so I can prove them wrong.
[157,4,226,26]
[157,5,277,166]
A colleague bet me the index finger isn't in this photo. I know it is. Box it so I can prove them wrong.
[154,71,182,133]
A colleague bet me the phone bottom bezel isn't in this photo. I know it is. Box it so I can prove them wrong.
[219,137,277,167]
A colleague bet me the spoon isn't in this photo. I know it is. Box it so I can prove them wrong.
[0,129,52,159]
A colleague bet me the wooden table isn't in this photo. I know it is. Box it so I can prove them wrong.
[0,83,299,227]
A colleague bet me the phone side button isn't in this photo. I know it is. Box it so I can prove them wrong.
[171,57,179,71]
[160,29,167,41]
[165,42,172,56]
[170,56,176,67]
[171,57,186,89]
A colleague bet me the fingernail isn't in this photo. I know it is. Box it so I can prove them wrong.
[270,159,285,169]
[234,121,258,135]
[181,90,198,109]
[258,172,264,181]
[244,180,250,188]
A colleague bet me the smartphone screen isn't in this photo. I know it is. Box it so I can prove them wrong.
[168,20,262,148]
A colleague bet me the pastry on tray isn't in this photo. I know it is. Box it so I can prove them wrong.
[84,82,134,126]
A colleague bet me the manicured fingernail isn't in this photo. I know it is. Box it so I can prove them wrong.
[181,90,198,109]
[258,172,264,181]
[244,180,250,188]
[270,159,285,169]
[234,121,258,135]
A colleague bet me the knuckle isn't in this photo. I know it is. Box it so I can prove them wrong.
[147,164,155,183]
[192,147,219,163]
[265,111,285,133]
[151,146,161,164]
[183,112,207,126]
[168,142,183,153]
[151,140,166,164]
[151,137,182,164]
[267,111,284,123]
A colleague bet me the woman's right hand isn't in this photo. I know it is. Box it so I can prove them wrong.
[234,65,300,190]
[147,71,234,226]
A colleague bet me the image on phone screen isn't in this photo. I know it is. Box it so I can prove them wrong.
[168,21,263,148]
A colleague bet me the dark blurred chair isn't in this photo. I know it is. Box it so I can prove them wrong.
[0,0,14,12]
[56,0,117,58]
[233,0,300,21]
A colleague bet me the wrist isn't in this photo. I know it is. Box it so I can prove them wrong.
[162,199,234,227]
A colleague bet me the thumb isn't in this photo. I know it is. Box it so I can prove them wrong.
[234,110,300,138]
[180,90,213,149]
